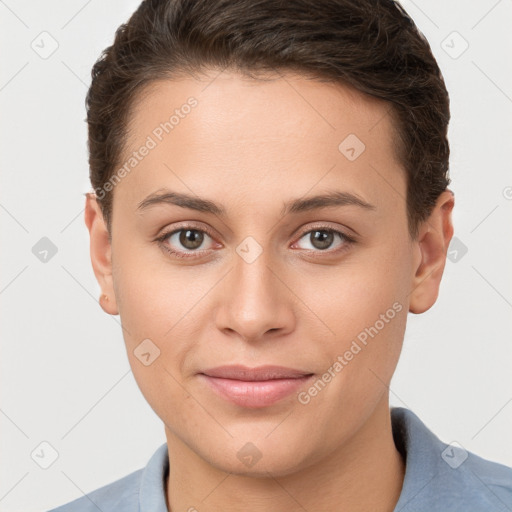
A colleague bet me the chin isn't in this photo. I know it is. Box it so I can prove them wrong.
[195,433,319,479]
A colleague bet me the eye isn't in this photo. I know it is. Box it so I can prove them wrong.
[293,226,355,254]
[155,223,356,260]
[156,225,216,259]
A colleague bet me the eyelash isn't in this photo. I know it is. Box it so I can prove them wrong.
[155,223,356,260]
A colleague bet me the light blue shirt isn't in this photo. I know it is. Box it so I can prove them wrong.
[47,407,512,511]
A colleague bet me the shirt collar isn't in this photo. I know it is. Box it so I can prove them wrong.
[139,441,169,511]
[391,406,443,511]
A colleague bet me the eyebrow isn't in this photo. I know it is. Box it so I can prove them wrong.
[136,189,376,217]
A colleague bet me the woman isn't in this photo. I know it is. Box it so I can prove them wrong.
[49,0,512,510]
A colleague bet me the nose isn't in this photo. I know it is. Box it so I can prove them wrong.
[213,245,296,343]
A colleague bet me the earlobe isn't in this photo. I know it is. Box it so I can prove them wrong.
[409,190,455,314]
[84,193,119,315]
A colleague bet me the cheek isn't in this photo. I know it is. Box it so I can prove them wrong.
[111,256,198,420]
[112,237,182,339]
[298,239,411,392]
[111,243,217,374]
[305,248,411,343]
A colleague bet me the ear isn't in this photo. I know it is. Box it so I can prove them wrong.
[84,193,119,315]
[409,189,455,314]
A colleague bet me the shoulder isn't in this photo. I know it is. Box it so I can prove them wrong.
[391,407,512,511]
[46,442,169,512]
[421,447,512,510]
[46,469,143,512]
[461,448,512,503]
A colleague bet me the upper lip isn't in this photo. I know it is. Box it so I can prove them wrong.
[200,365,313,381]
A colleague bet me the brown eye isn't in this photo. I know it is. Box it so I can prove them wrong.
[309,230,335,250]
[178,229,204,250]
[293,226,354,255]
[157,226,215,258]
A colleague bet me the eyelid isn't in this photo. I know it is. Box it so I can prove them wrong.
[156,221,217,241]
[293,222,357,243]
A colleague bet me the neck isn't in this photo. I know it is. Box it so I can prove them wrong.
[165,396,405,512]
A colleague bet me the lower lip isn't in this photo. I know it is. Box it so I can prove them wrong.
[199,374,314,408]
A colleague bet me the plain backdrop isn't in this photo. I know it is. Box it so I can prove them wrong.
[1,1,511,511]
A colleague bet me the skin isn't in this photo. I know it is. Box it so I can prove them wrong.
[85,70,454,512]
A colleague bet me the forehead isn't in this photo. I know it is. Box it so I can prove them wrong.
[128,69,397,148]
[115,69,404,219]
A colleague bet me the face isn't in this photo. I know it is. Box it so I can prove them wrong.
[87,70,451,476]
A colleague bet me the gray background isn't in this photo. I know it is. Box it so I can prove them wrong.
[1,1,511,510]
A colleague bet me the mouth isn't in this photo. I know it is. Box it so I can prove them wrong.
[198,365,314,408]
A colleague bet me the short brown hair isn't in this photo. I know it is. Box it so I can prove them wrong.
[86,0,450,239]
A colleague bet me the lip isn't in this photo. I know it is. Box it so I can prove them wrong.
[199,365,314,408]
[201,365,312,380]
